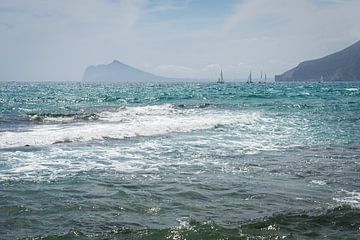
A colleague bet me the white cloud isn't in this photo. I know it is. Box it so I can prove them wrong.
[146,0,190,12]
[0,0,359,81]
[219,0,360,74]
[0,0,148,81]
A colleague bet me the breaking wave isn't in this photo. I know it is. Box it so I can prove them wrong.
[0,104,260,148]
[28,113,100,123]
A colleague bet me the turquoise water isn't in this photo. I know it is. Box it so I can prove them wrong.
[0,82,359,239]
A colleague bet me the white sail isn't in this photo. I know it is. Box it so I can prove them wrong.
[247,71,252,83]
[217,70,224,83]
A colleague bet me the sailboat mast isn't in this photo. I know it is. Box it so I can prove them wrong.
[217,69,224,83]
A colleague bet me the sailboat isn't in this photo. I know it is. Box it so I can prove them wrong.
[259,71,268,83]
[246,71,252,83]
[261,72,267,83]
[217,70,224,84]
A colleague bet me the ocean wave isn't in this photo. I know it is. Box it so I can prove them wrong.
[346,88,359,92]
[0,104,260,148]
[334,189,360,208]
[311,179,327,186]
[28,113,100,123]
[175,103,213,109]
[16,205,359,240]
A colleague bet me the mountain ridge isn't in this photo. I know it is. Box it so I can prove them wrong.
[82,60,172,82]
[275,40,360,82]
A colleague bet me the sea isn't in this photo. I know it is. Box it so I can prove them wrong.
[0,82,359,239]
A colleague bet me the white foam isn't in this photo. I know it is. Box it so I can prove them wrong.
[311,180,327,186]
[0,104,317,182]
[29,115,75,123]
[334,190,360,208]
[345,88,359,92]
[0,104,259,148]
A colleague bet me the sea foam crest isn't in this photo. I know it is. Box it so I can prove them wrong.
[0,104,259,148]
[334,190,360,208]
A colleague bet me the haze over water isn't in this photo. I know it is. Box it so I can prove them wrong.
[0,82,359,239]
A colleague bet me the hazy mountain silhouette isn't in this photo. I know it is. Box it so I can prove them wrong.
[275,40,360,82]
[82,60,173,82]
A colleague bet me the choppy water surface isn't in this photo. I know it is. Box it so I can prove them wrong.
[0,82,359,239]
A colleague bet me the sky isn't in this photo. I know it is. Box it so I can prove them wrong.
[0,0,359,81]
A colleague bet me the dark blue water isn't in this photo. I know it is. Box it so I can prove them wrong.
[0,82,359,239]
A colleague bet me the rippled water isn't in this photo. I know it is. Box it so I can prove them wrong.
[0,82,359,239]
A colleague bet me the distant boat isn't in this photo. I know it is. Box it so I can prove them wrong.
[217,70,224,84]
[255,71,268,83]
[261,72,267,83]
[246,71,252,83]
[258,71,269,83]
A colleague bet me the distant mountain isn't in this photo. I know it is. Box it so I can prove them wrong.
[82,60,172,82]
[275,40,360,82]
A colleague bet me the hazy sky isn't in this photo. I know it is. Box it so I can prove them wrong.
[0,0,359,81]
